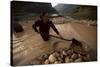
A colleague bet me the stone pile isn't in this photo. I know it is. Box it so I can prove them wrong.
[34,43,91,65]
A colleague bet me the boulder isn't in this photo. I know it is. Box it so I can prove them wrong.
[14,22,24,33]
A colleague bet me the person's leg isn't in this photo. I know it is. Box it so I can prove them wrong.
[40,33,49,41]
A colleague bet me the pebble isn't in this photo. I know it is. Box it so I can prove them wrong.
[54,61,59,64]
[38,54,48,61]
[67,49,73,56]
[65,57,70,63]
[52,52,60,58]
[83,54,90,61]
[62,50,67,56]
[69,58,73,62]
[58,57,63,62]
[71,53,78,60]
[49,54,57,63]
[74,58,82,62]
[60,54,64,59]
[44,59,50,64]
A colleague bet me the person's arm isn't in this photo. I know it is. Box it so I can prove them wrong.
[32,20,40,33]
[50,21,59,35]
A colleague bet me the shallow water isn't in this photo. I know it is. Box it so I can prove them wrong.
[11,22,97,65]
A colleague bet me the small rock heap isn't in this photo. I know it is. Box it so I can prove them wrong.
[33,39,91,65]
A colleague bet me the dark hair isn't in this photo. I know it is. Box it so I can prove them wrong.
[40,11,48,19]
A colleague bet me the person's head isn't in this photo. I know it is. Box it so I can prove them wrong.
[40,11,49,21]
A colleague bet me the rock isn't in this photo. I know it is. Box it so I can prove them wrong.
[65,57,70,63]
[86,54,90,60]
[39,54,48,61]
[43,54,48,59]
[49,54,57,63]
[54,61,59,64]
[82,45,90,52]
[67,49,73,56]
[83,54,90,61]
[78,54,83,59]
[14,22,24,33]
[69,59,73,62]
[62,50,67,56]
[60,54,64,59]
[78,54,82,57]
[52,52,60,58]
[58,57,63,63]
[44,59,50,64]
[71,53,78,60]
[74,58,82,62]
